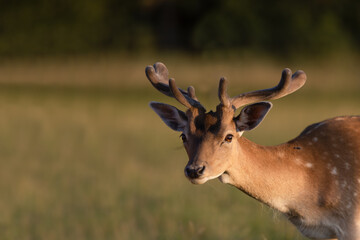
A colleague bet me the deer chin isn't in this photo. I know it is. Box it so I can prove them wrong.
[188,172,225,185]
[188,177,208,185]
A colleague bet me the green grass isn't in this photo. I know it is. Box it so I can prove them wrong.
[0,55,359,240]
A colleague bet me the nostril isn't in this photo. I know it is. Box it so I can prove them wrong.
[185,166,195,178]
[185,165,205,179]
[197,166,205,175]
[185,167,191,176]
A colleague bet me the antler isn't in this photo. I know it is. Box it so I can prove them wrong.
[146,62,205,110]
[218,68,307,109]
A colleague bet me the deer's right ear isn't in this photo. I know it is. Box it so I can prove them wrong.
[149,102,188,131]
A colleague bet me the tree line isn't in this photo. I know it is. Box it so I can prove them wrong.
[0,0,358,57]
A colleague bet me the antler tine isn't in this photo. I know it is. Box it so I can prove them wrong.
[146,62,206,111]
[169,78,192,109]
[230,68,307,109]
[187,86,198,101]
[218,77,231,107]
[145,62,188,97]
[169,79,207,110]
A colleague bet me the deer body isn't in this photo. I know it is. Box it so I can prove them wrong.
[146,62,360,240]
[220,116,360,239]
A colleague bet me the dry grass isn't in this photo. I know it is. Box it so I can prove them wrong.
[0,54,358,239]
[0,53,358,91]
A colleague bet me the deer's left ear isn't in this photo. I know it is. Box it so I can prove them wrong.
[234,102,272,132]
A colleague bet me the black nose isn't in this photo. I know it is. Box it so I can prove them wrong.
[185,165,205,179]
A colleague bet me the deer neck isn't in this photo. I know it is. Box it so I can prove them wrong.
[219,137,308,214]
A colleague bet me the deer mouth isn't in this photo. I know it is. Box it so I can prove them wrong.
[187,171,225,185]
[188,177,208,185]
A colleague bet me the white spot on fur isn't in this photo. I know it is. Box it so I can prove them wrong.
[354,192,358,197]
[327,163,331,169]
[346,203,352,209]
[335,117,345,121]
[294,158,303,165]
[305,162,313,168]
[331,167,338,175]
[312,137,318,142]
[345,162,351,170]
[334,154,340,158]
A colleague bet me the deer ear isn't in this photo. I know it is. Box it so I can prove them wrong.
[234,102,272,132]
[150,102,188,131]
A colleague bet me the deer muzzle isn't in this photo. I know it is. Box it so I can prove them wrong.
[184,165,206,179]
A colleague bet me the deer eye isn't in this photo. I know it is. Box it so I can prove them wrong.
[224,134,233,143]
[180,133,187,142]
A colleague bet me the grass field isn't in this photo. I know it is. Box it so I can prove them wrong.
[0,54,359,240]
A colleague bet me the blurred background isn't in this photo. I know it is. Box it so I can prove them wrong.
[0,0,359,239]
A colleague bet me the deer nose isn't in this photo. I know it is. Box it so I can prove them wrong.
[185,165,206,179]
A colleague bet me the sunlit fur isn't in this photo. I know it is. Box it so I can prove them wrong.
[182,110,360,239]
[147,62,360,240]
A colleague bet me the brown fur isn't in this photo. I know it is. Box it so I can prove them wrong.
[185,113,360,239]
[147,62,360,240]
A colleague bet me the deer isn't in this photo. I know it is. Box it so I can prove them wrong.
[145,62,360,240]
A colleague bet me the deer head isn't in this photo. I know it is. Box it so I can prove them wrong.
[146,62,306,184]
